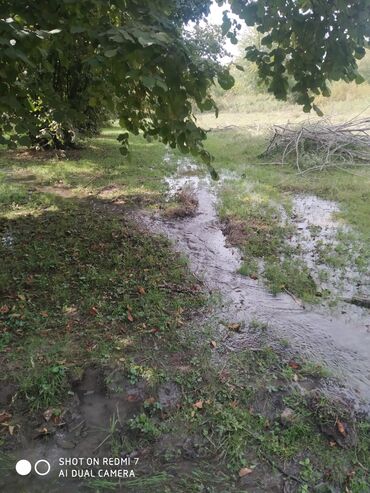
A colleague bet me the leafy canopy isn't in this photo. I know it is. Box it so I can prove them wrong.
[1,0,369,157]
[222,0,370,114]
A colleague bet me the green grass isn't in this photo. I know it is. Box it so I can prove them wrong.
[0,127,369,493]
[0,130,203,412]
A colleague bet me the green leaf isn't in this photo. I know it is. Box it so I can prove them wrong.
[104,49,118,58]
[217,71,235,90]
[355,73,365,84]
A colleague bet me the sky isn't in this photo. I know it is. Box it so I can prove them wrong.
[205,2,245,60]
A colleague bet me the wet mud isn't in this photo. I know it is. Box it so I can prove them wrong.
[289,194,368,299]
[135,157,370,411]
[0,368,179,492]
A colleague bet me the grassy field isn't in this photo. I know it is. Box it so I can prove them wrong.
[0,122,370,492]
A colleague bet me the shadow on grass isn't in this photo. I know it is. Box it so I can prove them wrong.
[0,191,202,412]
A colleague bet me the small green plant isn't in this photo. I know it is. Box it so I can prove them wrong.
[128,413,161,440]
[20,364,67,410]
[299,457,317,484]
[264,259,317,302]
[127,365,141,385]
[249,318,268,331]
[300,362,330,378]
[238,257,259,277]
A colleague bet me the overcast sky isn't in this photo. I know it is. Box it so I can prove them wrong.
[206,2,245,60]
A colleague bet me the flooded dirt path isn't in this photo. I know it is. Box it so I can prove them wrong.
[136,158,370,411]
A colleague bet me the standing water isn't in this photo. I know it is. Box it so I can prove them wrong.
[136,157,370,411]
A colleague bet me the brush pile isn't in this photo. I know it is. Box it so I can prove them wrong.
[264,117,370,171]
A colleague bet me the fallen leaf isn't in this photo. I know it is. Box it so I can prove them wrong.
[18,294,26,301]
[230,400,238,409]
[336,420,347,437]
[288,360,301,370]
[144,397,156,405]
[0,305,9,314]
[329,440,337,447]
[52,414,62,425]
[210,340,217,349]
[89,306,98,316]
[127,394,140,402]
[8,425,15,436]
[193,400,203,409]
[36,426,49,435]
[137,286,145,295]
[293,373,299,382]
[228,323,241,332]
[40,311,48,318]
[127,311,134,322]
[239,467,253,477]
[0,411,12,423]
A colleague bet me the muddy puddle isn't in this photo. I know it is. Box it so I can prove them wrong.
[289,194,368,299]
[0,368,182,493]
[136,157,370,411]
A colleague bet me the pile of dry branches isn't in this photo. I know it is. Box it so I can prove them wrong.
[263,117,370,171]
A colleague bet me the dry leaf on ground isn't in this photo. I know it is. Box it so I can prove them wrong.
[239,467,253,477]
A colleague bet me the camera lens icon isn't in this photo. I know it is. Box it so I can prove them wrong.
[15,459,51,476]
[34,459,51,476]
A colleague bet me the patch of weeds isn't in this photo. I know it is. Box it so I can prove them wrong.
[279,338,290,348]
[249,318,268,331]
[174,466,242,493]
[238,257,259,277]
[19,364,68,410]
[299,457,319,485]
[128,413,161,441]
[125,362,164,386]
[300,361,331,378]
[163,188,198,219]
[264,258,318,302]
[218,180,324,302]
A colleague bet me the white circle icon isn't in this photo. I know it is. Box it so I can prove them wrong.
[15,459,32,476]
[34,459,51,476]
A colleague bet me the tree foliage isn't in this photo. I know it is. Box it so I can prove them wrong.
[0,0,219,161]
[222,0,370,114]
[1,0,370,156]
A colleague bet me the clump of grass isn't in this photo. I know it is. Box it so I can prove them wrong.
[163,188,198,218]
[264,259,318,302]
[19,364,68,410]
[249,318,268,331]
[128,413,161,441]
